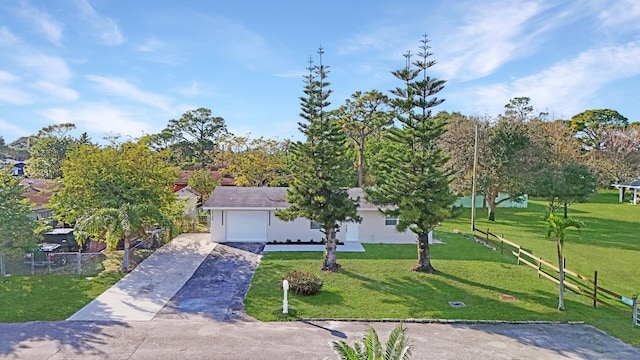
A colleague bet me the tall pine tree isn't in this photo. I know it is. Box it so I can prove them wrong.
[276,48,360,272]
[366,35,457,273]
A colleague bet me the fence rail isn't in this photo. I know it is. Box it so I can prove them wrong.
[456,228,637,322]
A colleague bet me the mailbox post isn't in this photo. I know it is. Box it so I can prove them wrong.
[282,279,289,314]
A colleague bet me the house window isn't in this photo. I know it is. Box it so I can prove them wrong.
[385,215,399,226]
[310,220,322,230]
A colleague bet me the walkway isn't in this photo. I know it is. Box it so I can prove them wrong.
[67,233,216,322]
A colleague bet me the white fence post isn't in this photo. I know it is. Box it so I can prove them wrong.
[634,297,638,327]
[0,253,4,276]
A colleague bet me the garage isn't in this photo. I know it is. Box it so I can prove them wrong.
[226,211,268,242]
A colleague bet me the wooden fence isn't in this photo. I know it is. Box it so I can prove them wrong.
[456,228,635,318]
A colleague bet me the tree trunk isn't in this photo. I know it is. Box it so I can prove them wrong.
[122,238,131,272]
[487,194,497,221]
[557,239,565,311]
[357,142,365,188]
[412,232,437,273]
[322,227,341,272]
[563,202,568,219]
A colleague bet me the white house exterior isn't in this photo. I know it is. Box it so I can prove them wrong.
[202,187,417,244]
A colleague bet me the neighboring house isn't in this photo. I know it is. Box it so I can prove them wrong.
[173,169,235,193]
[455,194,528,208]
[202,187,417,244]
[20,178,58,221]
[174,186,202,216]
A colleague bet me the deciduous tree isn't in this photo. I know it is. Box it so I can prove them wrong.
[275,48,360,272]
[366,35,457,273]
[0,169,38,255]
[217,135,290,187]
[336,90,393,187]
[26,123,84,179]
[49,141,180,269]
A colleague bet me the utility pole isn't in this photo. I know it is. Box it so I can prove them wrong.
[471,122,479,235]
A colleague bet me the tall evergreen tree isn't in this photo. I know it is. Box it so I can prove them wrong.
[276,48,360,272]
[366,35,457,273]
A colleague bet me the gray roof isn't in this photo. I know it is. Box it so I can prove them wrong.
[612,179,640,188]
[202,187,379,210]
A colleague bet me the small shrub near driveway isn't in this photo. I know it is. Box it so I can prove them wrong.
[283,270,323,295]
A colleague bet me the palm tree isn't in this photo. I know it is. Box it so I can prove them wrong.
[331,324,412,360]
[545,213,583,311]
[75,203,169,272]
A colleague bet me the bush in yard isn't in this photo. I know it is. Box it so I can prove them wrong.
[283,270,323,295]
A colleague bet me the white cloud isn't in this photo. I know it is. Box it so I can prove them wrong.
[38,103,151,139]
[598,0,640,30]
[19,53,72,83]
[0,27,19,46]
[76,0,124,46]
[31,81,79,102]
[0,70,20,82]
[0,118,30,137]
[136,37,163,52]
[17,0,63,45]
[85,75,174,113]
[175,82,204,97]
[470,40,640,117]
[0,85,32,104]
[437,1,546,81]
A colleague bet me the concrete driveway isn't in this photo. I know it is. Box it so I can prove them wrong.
[1,236,639,359]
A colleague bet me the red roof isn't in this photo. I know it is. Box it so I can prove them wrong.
[20,178,59,208]
[174,170,235,192]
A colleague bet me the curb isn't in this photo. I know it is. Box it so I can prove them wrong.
[297,318,585,325]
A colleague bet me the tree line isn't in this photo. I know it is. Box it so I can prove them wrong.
[2,34,638,273]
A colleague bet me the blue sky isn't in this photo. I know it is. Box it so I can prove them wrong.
[1,0,639,144]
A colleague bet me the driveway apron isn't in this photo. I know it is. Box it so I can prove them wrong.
[155,242,264,321]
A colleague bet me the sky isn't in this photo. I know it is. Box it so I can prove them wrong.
[1,0,639,144]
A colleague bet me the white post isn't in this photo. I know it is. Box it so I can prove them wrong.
[282,279,289,314]
[471,123,479,234]
[633,297,638,326]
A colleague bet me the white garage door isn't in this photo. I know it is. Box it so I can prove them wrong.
[226,211,268,242]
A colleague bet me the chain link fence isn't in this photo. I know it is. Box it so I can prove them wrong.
[0,251,107,276]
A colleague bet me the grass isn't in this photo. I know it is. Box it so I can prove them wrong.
[0,272,124,322]
[0,249,156,323]
[246,190,640,347]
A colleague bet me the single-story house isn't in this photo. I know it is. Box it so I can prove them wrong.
[174,185,201,216]
[202,187,421,244]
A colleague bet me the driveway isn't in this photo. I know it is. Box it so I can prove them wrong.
[1,237,639,359]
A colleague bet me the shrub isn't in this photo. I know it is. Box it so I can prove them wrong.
[283,270,323,295]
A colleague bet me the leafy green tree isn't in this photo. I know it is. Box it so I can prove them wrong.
[479,117,533,221]
[187,168,221,199]
[336,90,393,187]
[545,213,583,311]
[366,35,457,273]
[276,48,360,272]
[217,135,290,186]
[155,108,229,168]
[26,123,84,179]
[533,163,597,218]
[332,324,413,360]
[49,141,180,265]
[570,109,628,151]
[76,203,169,271]
[0,169,38,254]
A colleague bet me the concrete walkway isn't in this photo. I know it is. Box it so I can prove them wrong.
[67,233,216,322]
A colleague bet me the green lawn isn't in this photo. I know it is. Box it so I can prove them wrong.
[246,190,640,347]
[0,272,124,322]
